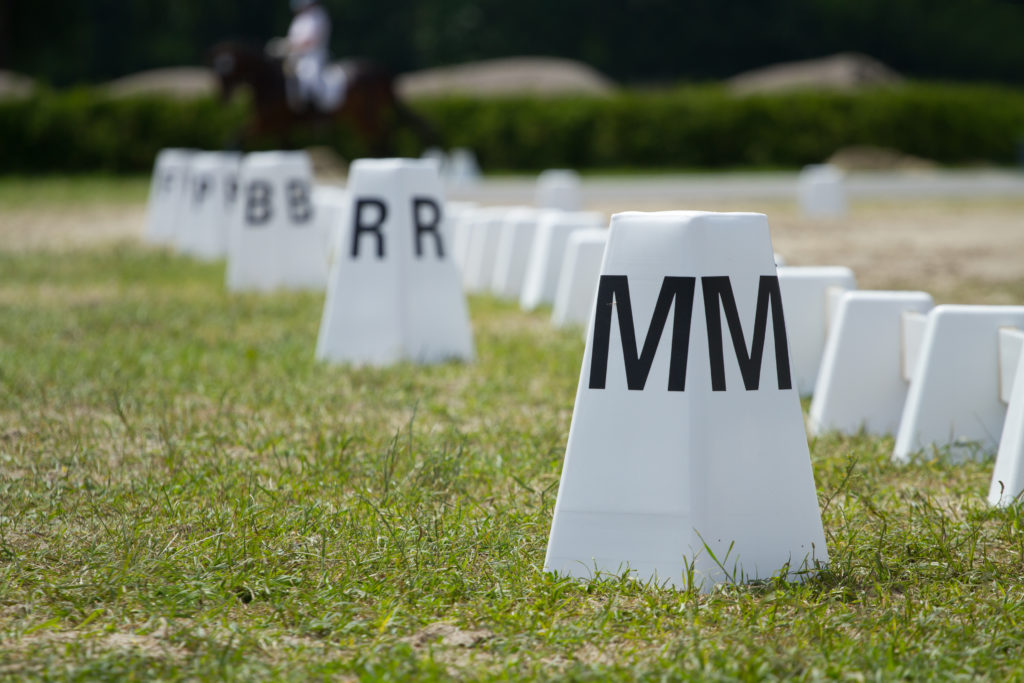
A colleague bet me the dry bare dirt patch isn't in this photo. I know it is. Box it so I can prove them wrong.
[1,184,1021,304]
[0,204,145,252]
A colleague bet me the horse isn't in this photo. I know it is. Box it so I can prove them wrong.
[208,41,435,155]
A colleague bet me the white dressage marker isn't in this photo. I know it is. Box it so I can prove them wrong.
[492,207,548,299]
[446,148,481,187]
[449,206,478,273]
[442,201,477,272]
[808,291,934,437]
[316,184,350,266]
[893,306,1024,462]
[316,158,474,366]
[144,148,193,245]
[520,210,605,310]
[776,266,857,397]
[421,147,447,174]
[797,164,847,218]
[462,206,523,293]
[178,151,241,261]
[545,211,827,591]
[551,229,608,329]
[226,151,326,292]
[536,169,583,211]
[990,328,1024,506]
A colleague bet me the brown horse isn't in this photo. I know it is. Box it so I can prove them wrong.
[208,41,434,154]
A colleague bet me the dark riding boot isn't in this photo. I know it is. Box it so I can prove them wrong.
[285,76,309,113]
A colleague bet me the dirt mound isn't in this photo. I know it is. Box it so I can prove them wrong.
[728,53,902,95]
[828,146,938,171]
[396,57,615,98]
[0,70,36,99]
[103,67,217,98]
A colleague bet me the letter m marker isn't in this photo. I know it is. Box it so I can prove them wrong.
[589,275,696,391]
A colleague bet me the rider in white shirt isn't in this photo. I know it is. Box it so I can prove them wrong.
[286,0,345,112]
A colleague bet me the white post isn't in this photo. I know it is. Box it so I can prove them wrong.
[776,266,857,397]
[893,306,1024,462]
[545,210,827,591]
[808,291,934,437]
[316,158,474,366]
[989,328,1024,506]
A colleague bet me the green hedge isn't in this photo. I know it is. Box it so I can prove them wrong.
[415,83,1024,170]
[2,83,1023,173]
[0,91,247,173]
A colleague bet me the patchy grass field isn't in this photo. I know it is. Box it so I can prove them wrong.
[3,179,1024,680]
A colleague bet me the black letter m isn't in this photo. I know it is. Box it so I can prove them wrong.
[702,275,793,391]
[589,275,696,391]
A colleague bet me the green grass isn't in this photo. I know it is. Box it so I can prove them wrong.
[3,243,1024,680]
[0,176,150,210]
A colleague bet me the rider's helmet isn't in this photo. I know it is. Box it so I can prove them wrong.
[290,0,316,11]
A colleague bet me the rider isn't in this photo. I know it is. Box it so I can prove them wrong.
[286,0,345,112]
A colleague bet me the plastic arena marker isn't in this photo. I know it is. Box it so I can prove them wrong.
[893,305,1024,462]
[449,203,487,274]
[443,201,477,270]
[462,207,523,293]
[808,291,934,437]
[551,228,608,329]
[545,211,827,591]
[990,328,1024,506]
[178,151,241,261]
[316,158,474,366]
[536,169,583,211]
[520,210,605,311]
[225,151,326,292]
[900,311,928,382]
[491,207,548,299]
[315,184,349,266]
[144,148,194,245]
[776,266,857,397]
[445,148,481,187]
[797,164,847,218]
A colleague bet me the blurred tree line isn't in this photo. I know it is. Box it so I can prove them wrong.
[4,0,1024,86]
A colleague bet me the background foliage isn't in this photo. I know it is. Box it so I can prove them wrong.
[3,83,1024,173]
[5,0,1024,87]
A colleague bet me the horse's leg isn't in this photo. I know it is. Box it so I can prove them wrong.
[340,91,389,158]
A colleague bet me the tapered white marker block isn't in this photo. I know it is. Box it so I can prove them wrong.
[178,152,241,260]
[144,148,194,245]
[797,164,847,218]
[440,201,476,276]
[492,207,547,299]
[545,211,827,591]
[446,148,481,187]
[421,147,447,173]
[316,158,474,366]
[551,229,608,328]
[893,306,1024,462]
[317,185,350,267]
[990,329,1024,506]
[536,169,583,211]
[520,211,605,310]
[449,204,486,274]
[776,266,857,397]
[808,291,934,437]
[226,151,326,292]
[462,207,522,293]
